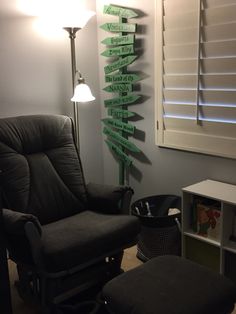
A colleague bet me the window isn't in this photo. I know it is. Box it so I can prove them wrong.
[156,0,236,158]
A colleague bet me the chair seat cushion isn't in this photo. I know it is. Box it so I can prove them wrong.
[103,255,236,314]
[41,211,140,272]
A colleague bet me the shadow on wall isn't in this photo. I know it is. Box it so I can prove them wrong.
[129,150,152,183]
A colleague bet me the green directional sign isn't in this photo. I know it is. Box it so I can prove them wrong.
[103,5,138,19]
[108,108,135,119]
[102,118,135,134]
[103,83,132,93]
[105,140,133,167]
[103,126,140,153]
[105,74,140,84]
[101,45,134,57]
[100,23,136,33]
[104,55,137,74]
[101,34,134,46]
[104,94,141,107]
[101,4,142,184]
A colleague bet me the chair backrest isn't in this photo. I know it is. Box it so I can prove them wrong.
[0,115,88,225]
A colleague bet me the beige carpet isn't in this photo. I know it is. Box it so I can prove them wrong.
[9,246,142,314]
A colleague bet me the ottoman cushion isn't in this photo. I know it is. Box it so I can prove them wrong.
[103,255,236,314]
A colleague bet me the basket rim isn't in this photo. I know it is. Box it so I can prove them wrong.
[132,212,181,219]
[131,194,181,219]
[132,194,181,204]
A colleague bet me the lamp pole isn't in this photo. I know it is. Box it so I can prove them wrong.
[64,27,81,150]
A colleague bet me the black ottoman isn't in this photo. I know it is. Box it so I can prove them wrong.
[103,256,236,314]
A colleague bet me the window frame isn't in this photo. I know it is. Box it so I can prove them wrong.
[155,0,236,159]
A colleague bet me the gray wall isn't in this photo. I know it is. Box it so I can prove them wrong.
[97,0,236,200]
[0,0,104,184]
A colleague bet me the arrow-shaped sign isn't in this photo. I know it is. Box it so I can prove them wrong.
[103,83,132,93]
[100,23,136,33]
[104,55,137,74]
[105,140,133,167]
[101,44,134,57]
[101,34,135,46]
[108,108,135,119]
[103,5,138,19]
[104,94,141,107]
[105,74,141,84]
[103,126,140,153]
[102,118,135,135]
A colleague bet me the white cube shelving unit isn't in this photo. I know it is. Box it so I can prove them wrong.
[182,179,236,282]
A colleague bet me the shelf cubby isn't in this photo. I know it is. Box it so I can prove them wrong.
[182,180,236,283]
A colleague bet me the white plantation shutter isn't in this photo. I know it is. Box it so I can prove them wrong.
[156,0,236,158]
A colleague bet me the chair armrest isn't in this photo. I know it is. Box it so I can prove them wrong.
[24,222,44,269]
[2,209,44,269]
[86,183,134,215]
[2,208,42,236]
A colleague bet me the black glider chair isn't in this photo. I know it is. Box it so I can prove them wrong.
[0,115,140,313]
[0,179,13,314]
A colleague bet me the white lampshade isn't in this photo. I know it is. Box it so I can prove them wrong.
[71,83,95,103]
[17,1,95,29]
[62,10,95,28]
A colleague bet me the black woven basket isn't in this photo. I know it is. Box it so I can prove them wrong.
[131,195,181,262]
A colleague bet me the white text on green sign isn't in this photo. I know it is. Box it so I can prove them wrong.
[102,118,135,134]
[105,140,133,167]
[104,55,137,74]
[105,74,140,84]
[104,83,132,93]
[101,45,134,57]
[104,94,140,107]
[103,126,140,153]
[101,35,134,46]
[100,23,136,33]
[108,108,135,119]
[103,5,138,19]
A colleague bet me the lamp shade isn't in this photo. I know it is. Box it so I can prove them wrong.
[71,83,95,103]
[17,1,95,29]
[61,10,95,28]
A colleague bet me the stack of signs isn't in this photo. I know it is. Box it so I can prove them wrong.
[100,4,142,181]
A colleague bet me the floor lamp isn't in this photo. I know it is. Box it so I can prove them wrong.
[63,11,96,150]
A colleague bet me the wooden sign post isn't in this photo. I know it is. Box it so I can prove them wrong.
[103,5,138,18]
[107,108,136,119]
[104,94,141,107]
[101,4,142,185]
[102,34,134,46]
[100,23,136,33]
